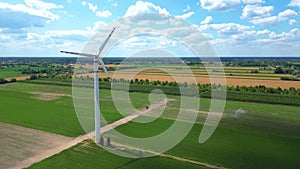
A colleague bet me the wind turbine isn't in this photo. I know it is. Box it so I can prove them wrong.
[61,27,116,144]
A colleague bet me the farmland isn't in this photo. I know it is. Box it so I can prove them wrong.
[0,82,300,169]
[0,57,300,169]
[27,140,207,169]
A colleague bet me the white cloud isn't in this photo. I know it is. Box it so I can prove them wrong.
[210,38,235,46]
[24,0,63,10]
[183,5,191,12]
[124,1,170,17]
[241,5,273,19]
[87,2,98,12]
[96,10,112,18]
[289,19,297,25]
[268,28,300,42]
[0,1,63,29]
[241,4,298,26]
[0,1,62,21]
[231,29,270,41]
[242,0,264,4]
[199,22,252,35]
[82,2,112,18]
[107,0,118,6]
[23,20,107,48]
[278,9,297,18]
[176,11,195,19]
[82,1,98,12]
[201,16,213,24]
[200,0,241,12]
[252,9,298,26]
[86,21,107,31]
[288,0,300,7]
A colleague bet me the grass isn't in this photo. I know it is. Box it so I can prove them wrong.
[27,140,207,169]
[0,83,150,137]
[1,82,300,168]
[0,89,84,137]
[108,116,300,169]
[0,67,24,78]
[0,65,39,78]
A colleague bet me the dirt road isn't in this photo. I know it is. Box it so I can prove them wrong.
[12,98,168,169]
[12,98,224,169]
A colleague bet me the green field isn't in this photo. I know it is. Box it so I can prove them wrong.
[0,66,26,78]
[27,140,206,169]
[1,82,300,168]
[0,83,151,136]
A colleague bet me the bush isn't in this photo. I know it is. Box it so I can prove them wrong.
[10,78,17,82]
[0,78,6,84]
[30,75,38,80]
[274,67,284,74]
[280,76,294,81]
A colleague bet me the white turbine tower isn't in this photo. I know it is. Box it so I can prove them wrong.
[61,27,116,144]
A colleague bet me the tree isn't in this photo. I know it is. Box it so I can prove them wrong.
[274,67,284,74]
[30,75,38,80]
[0,78,6,84]
[10,78,17,82]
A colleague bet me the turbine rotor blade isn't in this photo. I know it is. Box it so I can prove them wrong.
[99,58,111,82]
[97,27,116,56]
[60,51,97,57]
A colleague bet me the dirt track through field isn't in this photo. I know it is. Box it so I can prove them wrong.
[12,98,224,169]
[13,98,168,169]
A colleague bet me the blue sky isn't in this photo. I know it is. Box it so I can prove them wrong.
[0,0,299,57]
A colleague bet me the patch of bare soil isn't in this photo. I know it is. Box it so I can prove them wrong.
[0,122,73,169]
[30,92,71,101]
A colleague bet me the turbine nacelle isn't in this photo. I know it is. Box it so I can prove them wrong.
[60,27,116,82]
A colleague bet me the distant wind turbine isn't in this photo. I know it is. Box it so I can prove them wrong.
[61,27,116,144]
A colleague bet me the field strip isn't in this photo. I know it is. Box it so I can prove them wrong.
[4,76,30,81]
[14,98,168,169]
[0,122,73,169]
[112,142,225,169]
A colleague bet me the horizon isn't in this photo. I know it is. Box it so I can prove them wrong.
[1,56,300,58]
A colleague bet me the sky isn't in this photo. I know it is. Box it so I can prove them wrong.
[0,0,299,57]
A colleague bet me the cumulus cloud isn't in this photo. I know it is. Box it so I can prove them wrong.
[278,9,298,18]
[86,21,107,31]
[0,1,62,21]
[96,10,112,18]
[269,28,300,42]
[241,4,298,26]
[288,0,300,7]
[231,29,270,41]
[253,9,297,26]
[199,22,252,35]
[200,0,241,12]
[124,1,170,17]
[242,0,264,4]
[0,1,62,29]
[241,5,273,19]
[82,1,112,18]
[176,11,195,19]
[87,2,98,12]
[201,16,213,24]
